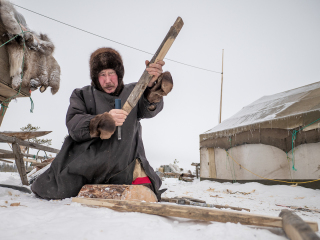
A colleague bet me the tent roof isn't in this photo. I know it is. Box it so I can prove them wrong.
[203,81,320,137]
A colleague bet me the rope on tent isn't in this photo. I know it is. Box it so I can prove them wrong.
[225,150,320,185]
[290,117,320,171]
[0,22,34,115]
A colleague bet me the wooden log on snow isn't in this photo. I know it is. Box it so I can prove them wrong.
[77,185,157,203]
[279,209,320,240]
[161,197,250,212]
[72,197,318,231]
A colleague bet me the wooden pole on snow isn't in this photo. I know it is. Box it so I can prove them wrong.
[72,197,318,231]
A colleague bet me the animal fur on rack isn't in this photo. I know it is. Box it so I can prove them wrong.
[0,0,60,94]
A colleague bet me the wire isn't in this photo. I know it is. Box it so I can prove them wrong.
[13,4,221,74]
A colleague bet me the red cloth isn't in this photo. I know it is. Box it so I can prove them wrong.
[132,176,151,185]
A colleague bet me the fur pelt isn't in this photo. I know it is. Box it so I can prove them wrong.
[0,0,60,94]
[89,47,124,96]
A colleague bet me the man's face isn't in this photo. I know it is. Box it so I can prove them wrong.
[98,69,118,94]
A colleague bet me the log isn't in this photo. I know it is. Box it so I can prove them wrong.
[279,209,320,240]
[72,197,318,231]
[0,134,59,153]
[77,185,157,203]
[122,17,184,114]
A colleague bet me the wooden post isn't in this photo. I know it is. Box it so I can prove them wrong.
[72,198,318,231]
[219,49,224,124]
[12,142,28,185]
[280,209,320,240]
[0,100,10,127]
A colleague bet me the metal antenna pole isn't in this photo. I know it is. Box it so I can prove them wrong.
[219,49,224,124]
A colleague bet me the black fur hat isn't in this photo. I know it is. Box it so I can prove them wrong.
[89,47,124,95]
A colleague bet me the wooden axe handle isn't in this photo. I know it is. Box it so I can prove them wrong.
[122,17,184,114]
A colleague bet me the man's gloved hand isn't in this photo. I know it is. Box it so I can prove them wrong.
[144,71,173,103]
[89,112,116,139]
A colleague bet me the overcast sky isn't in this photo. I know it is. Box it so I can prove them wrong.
[1,0,320,170]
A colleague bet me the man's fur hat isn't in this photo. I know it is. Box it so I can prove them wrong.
[89,47,124,95]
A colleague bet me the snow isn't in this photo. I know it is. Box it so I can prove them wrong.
[1,172,320,240]
[204,81,320,135]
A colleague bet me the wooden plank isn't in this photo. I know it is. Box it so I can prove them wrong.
[0,158,13,163]
[279,209,320,240]
[0,148,45,160]
[0,131,52,140]
[77,185,157,203]
[208,147,217,178]
[0,153,15,158]
[0,134,59,153]
[72,198,318,231]
[12,142,28,185]
[122,17,183,114]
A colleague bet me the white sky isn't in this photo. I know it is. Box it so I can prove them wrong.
[1,0,320,170]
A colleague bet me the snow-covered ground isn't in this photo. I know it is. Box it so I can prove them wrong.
[0,172,319,240]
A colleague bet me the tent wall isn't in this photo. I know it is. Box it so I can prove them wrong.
[200,142,320,182]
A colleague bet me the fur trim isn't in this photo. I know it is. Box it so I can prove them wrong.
[89,112,116,139]
[89,47,124,95]
[144,71,173,103]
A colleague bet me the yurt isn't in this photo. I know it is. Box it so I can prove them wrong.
[200,81,320,188]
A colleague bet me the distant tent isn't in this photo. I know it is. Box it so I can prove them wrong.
[199,81,320,188]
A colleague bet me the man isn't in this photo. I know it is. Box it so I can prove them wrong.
[31,48,173,201]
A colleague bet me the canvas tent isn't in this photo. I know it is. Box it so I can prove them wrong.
[199,81,320,188]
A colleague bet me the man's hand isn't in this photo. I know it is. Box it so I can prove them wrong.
[144,71,173,104]
[145,60,165,87]
[109,109,128,126]
[89,112,116,139]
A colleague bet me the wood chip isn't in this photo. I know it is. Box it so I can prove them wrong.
[10,202,20,206]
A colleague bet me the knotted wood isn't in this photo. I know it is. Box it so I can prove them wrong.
[77,184,157,203]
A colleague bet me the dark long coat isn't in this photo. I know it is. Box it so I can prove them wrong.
[31,84,164,200]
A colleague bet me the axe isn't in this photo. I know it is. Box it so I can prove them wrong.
[122,17,184,114]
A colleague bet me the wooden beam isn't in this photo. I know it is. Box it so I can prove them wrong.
[280,209,320,240]
[0,134,59,153]
[72,198,318,231]
[0,158,13,163]
[12,143,28,185]
[0,153,42,162]
[0,149,45,159]
[0,153,15,158]
[122,17,184,114]
[0,131,52,140]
